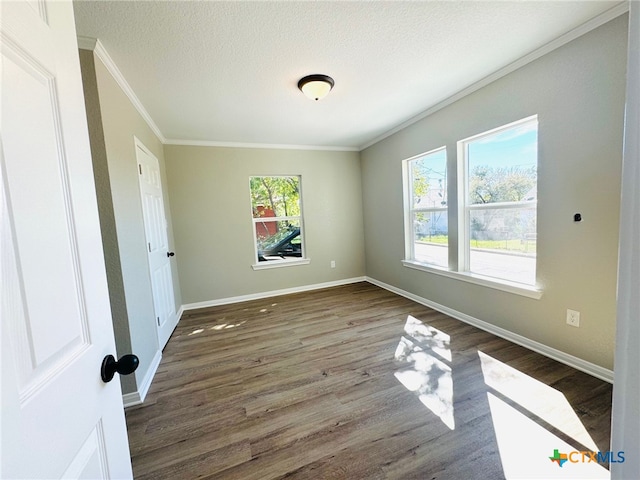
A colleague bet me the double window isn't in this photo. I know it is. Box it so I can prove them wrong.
[250,176,306,266]
[404,116,538,291]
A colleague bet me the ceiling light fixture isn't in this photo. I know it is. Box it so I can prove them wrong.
[298,74,334,101]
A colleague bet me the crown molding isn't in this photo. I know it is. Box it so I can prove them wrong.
[77,36,354,152]
[163,138,358,152]
[76,36,96,50]
[76,36,166,143]
[359,1,630,151]
[77,1,629,154]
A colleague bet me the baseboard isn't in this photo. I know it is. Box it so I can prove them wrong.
[176,305,185,323]
[180,276,367,312]
[122,391,141,409]
[122,349,163,408]
[366,276,614,384]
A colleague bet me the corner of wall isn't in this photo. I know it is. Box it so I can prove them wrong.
[78,47,137,394]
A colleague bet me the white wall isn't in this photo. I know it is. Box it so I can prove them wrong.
[611,2,640,477]
[360,14,628,370]
[164,145,365,305]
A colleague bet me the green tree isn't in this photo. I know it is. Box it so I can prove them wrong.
[250,176,300,217]
[469,166,536,244]
[411,163,430,206]
[469,166,536,204]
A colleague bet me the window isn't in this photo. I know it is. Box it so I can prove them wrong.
[401,116,539,297]
[404,148,448,268]
[459,116,538,285]
[250,176,306,266]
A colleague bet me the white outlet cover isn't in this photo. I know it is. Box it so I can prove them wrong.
[566,309,580,327]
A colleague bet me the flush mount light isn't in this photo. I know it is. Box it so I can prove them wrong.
[298,74,334,101]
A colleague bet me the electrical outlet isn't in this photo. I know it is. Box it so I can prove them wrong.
[330,260,336,268]
[566,309,580,327]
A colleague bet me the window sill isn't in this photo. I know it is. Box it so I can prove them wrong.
[252,258,310,271]
[401,260,542,300]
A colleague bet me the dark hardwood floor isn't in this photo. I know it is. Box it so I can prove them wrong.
[125,282,612,479]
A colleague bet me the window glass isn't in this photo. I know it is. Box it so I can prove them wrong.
[406,148,448,268]
[463,117,538,285]
[250,176,304,263]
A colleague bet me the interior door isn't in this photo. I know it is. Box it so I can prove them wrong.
[1,1,133,478]
[135,139,177,349]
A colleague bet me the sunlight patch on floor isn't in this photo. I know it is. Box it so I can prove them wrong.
[478,351,598,451]
[403,315,452,361]
[394,315,454,429]
[486,392,609,479]
[209,320,247,331]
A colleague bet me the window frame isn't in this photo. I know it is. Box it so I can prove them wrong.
[458,115,539,286]
[403,146,449,269]
[400,116,542,300]
[249,175,309,270]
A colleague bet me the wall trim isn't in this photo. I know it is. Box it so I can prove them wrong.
[125,278,364,406]
[164,138,358,152]
[76,36,96,50]
[123,275,613,407]
[77,36,166,143]
[359,1,630,150]
[181,276,366,312]
[366,276,614,384]
[76,37,355,153]
[77,2,628,154]
[176,305,185,323]
[122,349,162,408]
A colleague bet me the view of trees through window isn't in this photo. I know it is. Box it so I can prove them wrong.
[408,148,448,268]
[464,117,538,284]
[250,176,303,262]
[404,116,538,287]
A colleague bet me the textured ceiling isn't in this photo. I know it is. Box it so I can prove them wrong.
[73,1,624,150]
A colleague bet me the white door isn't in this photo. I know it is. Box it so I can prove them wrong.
[135,139,177,349]
[1,1,133,478]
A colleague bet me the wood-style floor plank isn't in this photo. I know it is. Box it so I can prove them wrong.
[125,282,612,479]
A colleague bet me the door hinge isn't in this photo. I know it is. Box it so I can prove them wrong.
[157,317,160,326]
[148,242,151,252]
[138,164,142,175]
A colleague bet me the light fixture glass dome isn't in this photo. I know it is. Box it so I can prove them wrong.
[298,74,334,101]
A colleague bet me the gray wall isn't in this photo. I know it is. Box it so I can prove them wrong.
[360,14,628,370]
[79,50,135,393]
[163,145,365,304]
[79,12,627,384]
[79,50,182,393]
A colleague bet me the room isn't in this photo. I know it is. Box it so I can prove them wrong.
[1,0,638,478]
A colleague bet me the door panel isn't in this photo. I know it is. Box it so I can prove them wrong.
[136,139,177,349]
[1,1,133,478]
[3,35,89,390]
[61,423,109,479]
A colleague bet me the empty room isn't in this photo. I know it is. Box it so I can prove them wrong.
[2,1,639,479]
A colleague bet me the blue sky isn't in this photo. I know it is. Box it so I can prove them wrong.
[413,119,538,192]
[468,120,538,171]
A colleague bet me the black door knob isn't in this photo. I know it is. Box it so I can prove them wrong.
[167,251,175,257]
[101,354,139,383]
